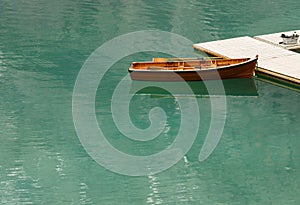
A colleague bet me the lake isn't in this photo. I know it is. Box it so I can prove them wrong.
[0,0,299,204]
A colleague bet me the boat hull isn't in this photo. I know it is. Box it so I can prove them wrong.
[129,58,257,81]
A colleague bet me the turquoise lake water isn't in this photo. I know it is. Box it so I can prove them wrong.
[0,0,299,204]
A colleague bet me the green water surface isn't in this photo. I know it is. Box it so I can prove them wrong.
[0,0,299,204]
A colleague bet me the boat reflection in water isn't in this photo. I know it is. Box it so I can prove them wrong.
[130,78,258,97]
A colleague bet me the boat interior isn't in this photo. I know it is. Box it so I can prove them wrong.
[130,58,250,71]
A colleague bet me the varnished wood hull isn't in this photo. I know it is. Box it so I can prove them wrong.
[129,58,257,81]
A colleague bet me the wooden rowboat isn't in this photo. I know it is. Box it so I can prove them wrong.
[128,56,258,81]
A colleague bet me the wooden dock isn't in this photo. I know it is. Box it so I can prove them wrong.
[193,30,300,85]
[254,30,300,50]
